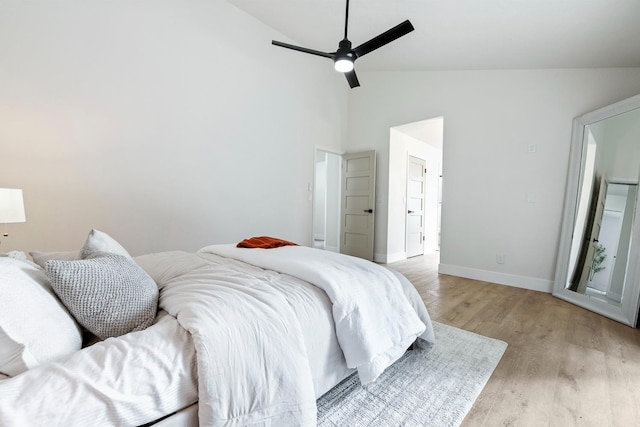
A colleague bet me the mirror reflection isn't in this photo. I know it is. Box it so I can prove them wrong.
[565,107,640,309]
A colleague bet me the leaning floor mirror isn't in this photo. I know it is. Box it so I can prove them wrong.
[554,94,640,327]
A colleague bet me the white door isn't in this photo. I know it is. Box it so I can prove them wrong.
[340,151,376,261]
[577,175,608,294]
[406,156,426,258]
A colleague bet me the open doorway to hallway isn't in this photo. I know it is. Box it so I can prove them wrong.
[387,117,444,262]
[313,149,341,252]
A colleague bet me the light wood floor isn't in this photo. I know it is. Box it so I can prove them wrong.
[390,253,640,427]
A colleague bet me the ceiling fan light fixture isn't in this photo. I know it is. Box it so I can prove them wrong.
[271,0,414,88]
[334,58,354,73]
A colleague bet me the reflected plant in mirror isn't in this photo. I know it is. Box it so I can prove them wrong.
[589,242,606,282]
[554,94,640,327]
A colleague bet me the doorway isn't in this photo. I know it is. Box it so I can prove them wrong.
[313,148,377,260]
[387,117,444,262]
[313,149,341,252]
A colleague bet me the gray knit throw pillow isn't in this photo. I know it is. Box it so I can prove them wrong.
[45,252,158,339]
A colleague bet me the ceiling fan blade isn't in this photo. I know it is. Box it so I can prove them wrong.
[272,40,333,59]
[344,70,360,88]
[353,20,414,58]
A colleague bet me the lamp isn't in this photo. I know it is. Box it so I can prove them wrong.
[0,188,26,239]
[334,58,354,73]
[333,39,355,73]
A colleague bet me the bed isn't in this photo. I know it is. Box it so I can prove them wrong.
[0,230,435,426]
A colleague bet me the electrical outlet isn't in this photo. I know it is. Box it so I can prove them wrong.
[496,253,505,264]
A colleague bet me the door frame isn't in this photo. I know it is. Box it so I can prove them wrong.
[388,117,444,264]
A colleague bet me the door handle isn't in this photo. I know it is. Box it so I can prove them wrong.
[364,209,373,213]
[408,210,414,214]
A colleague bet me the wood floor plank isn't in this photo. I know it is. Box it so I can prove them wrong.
[551,343,611,426]
[389,253,640,426]
[604,352,640,427]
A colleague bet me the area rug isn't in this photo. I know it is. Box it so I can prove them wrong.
[316,322,507,427]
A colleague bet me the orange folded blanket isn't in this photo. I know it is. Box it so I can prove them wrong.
[237,236,298,249]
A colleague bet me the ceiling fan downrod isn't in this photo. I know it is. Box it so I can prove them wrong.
[344,0,350,40]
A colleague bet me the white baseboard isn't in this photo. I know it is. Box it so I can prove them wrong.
[386,252,407,264]
[374,251,406,264]
[374,252,387,263]
[438,263,554,293]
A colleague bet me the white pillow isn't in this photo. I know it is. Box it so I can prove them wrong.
[0,258,82,377]
[30,229,130,268]
[30,250,79,269]
[80,229,131,259]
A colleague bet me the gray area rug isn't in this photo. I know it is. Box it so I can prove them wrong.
[317,322,507,427]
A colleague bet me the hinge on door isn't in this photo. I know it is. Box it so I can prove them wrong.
[425,168,427,173]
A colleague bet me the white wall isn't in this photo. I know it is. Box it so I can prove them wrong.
[0,0,348,254]
[600,108,640,180]
[348,69,640,292]
[611,184,637,300]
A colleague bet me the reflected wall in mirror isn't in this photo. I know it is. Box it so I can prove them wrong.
[554,94,640,327]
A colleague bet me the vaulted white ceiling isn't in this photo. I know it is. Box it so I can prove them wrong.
[227,0,640,71]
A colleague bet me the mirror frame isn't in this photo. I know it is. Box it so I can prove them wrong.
[553,93,640,327]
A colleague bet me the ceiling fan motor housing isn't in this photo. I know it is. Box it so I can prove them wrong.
[337,39,354,57]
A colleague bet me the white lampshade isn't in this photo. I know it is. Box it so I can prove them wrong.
[0,188,26,223]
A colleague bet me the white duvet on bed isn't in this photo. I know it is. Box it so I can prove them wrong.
[199,245,435,384]
[141,247,435,426]
[148,251,319,426]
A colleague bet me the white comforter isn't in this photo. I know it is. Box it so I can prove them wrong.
[200,245,434,384]
[149,251,318,426]
[155,245,434,426]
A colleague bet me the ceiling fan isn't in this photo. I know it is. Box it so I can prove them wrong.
[272,0,414,88]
